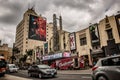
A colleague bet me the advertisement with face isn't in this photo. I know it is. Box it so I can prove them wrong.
[89,24,100,45]
[69,32,76,50]
[115,14,120,37]
[28,15,46,41]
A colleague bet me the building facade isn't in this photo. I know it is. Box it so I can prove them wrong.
[0,41,12,63]
[15,8,120,66]
[98,15,120,56]
[15,8,46,64]
[15,9,70,64]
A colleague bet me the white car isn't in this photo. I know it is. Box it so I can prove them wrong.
[6,64,19,73]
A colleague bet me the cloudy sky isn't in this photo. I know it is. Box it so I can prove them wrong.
[0,0,120,47]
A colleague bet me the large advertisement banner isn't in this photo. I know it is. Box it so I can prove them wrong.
[89,24,100,45]
[29,15,46,41]
[69,32,76,50]
[42,53,63,61]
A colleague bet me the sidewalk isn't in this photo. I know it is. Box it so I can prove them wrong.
[0,75,31,80]
[58,68,92,75]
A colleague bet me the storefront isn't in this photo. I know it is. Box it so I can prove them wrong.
[42,52,85,70]
[90,48,105,66]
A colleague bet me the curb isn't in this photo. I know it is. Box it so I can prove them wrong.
[57,69,92,75]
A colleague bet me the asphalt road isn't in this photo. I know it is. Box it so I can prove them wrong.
[2,70,92,80]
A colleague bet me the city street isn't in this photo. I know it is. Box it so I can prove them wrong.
[0,69,92,80]
[0,1,120,80]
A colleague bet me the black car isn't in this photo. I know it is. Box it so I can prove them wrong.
[28,64,57,78]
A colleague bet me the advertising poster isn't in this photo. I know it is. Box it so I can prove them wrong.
[115,14,120,37]
[28,15,46,41]
[89,24,100,45]
[69,32,76,50]
[63,52,71,57]
[117,18,120,36]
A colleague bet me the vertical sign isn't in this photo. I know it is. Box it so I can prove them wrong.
[89,24,100,46]
[115,14,120,37]
[44,42,48,54]
[36,47,40,59]
[69,32,76,50]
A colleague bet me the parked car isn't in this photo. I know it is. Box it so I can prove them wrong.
[28,64,57,78]
[92,55,120,80]
[6,64,19,73]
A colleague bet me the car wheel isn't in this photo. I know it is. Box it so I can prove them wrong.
[28,72,31,77]
[53,75,56,78]
[97,75,108,80]
[6,70,10,73]
[1,73,5,76]
[38,73,42,79]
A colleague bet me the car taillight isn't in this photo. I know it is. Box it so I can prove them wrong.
[92,66,98,71]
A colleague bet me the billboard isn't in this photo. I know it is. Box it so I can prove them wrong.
[28,15,46,41]
[69,32,76,50]
[42,53,63,61]
[89,24,100,46]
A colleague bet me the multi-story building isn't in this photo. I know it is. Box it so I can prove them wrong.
[15,8,70,64]
[0,41,12,63]
[15,8,46,64]
[98,15,120,56]
[46,23,54,53]
[75,14,120,66]
[75,28,92,66]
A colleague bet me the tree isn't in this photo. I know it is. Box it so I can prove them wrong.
[11,47,20,64]
[26,49,33,56]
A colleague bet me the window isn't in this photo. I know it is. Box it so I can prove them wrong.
[105,17,109,23]
[105,23,111,28]
[64,43,66,49]
[106,29,113,40]
[80,37,87,46]
[0,54,4,56]
[26,41,28,44]
[102,57,120,66]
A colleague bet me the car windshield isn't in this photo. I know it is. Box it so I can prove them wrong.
[9,65,16,68]
[37,65,50,69]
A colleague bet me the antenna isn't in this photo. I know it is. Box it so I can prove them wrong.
[28,3,30,9]
[28,1,36,11]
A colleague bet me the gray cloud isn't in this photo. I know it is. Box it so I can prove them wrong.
[0,0,27,25]
[0,0,120,47]
[53,0,95,11]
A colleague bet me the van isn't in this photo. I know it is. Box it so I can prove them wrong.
[6,64,19,73]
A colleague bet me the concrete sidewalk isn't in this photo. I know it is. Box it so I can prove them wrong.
[58,68,92,75]
[0,75,32,80]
